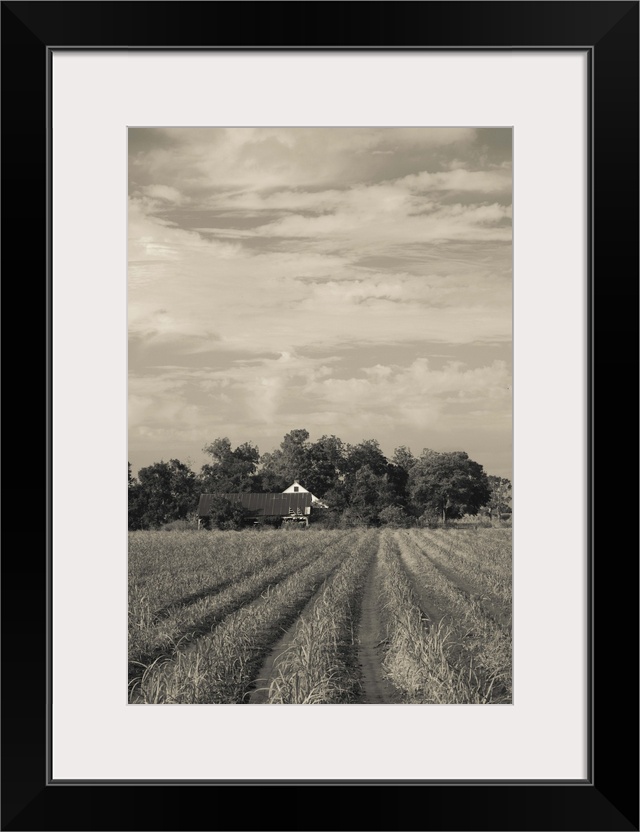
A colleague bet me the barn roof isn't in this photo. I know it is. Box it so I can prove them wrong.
[198,492,312,518]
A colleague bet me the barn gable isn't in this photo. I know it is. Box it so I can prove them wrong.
[282,480,329,509]
[282,479,309,495]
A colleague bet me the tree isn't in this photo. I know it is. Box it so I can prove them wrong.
[408,450,490,524]
[387,446,417,507]
[259,429,313,492]
[260,431,348,498]
[486,476,512,521]
[392,446,417,472]
[320,480,350,516]
[205,494,247,530]
[378,504,410,527]
[128,462,145,530]
[134,459,198,528]
[348,464,394,525]
[278,428,310,482]
[345,439,389,479]
[200,438,261,492]
[306,434,346,497]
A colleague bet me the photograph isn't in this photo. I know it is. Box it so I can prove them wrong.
[127,126,513,705]
[2,0,635,822]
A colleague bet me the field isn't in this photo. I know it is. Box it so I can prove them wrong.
[128,527,512,704]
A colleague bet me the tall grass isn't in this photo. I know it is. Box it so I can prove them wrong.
[396,530,512,702]
[131,532,357,704]
[428,528,512,609]
[266,530,376,703]
[128,532,349,672]
[128,528,512,706]
[129,531,291,608]
[129,532,299,659]
[379,533,498,703]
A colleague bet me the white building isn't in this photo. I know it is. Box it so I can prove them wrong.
[282,480,329,509]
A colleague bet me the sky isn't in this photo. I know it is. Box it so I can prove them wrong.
[128,127,512,479]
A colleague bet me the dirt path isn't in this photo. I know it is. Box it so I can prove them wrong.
[246,625,297,704]
[249,537,403,705]
[355,548,403,704]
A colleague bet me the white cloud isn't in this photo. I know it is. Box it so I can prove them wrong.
[133,127,481,193]
[140,184,188,205]
[400,166,511,193]
[128,355,510,449]
[128,127,513,476]
[303,358,511,426]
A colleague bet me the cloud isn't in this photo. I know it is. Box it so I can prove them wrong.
[129,261,511,354]
[179,167,512,249]
[128,370,204,443]
[128,354,510,446]
[128,127,513,477]
[129,127,483,194]
[141,184,188,205]
[302,358,511,428]
[400,166,511,193]
[246,199,511,245]
[128,197,241,263]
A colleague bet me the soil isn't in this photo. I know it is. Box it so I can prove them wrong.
[246,625,297,704]
[250,544,404,705]
[355,551,403,704]
[246,566,342,704]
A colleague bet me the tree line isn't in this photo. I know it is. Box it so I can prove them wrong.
[128,428,512,530]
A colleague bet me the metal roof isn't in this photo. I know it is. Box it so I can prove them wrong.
[198,492,312,518]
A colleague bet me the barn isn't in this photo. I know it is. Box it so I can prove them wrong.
[282,479,329,509]
[198,490,312,527]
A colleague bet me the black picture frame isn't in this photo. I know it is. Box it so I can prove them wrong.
[2,2,638,830]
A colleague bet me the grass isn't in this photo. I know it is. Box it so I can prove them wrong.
[128,531,350,674]
[378,532,501,703]
[395,530,512,702]
[129,532,295,656]
[266,530,376,703]
[428,527,512,611]
[130,531,357,703]
[128,526,513,705]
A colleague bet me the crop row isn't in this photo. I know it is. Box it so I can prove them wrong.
[376,533,495,703]
[422,529,512,609]
[130,531,360,704]
[431,528,512,576]
[128,531,350,673]
[129,530,297,610]
[396,530,512,702]
[405,530,511,631]
[265,531,377,703]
